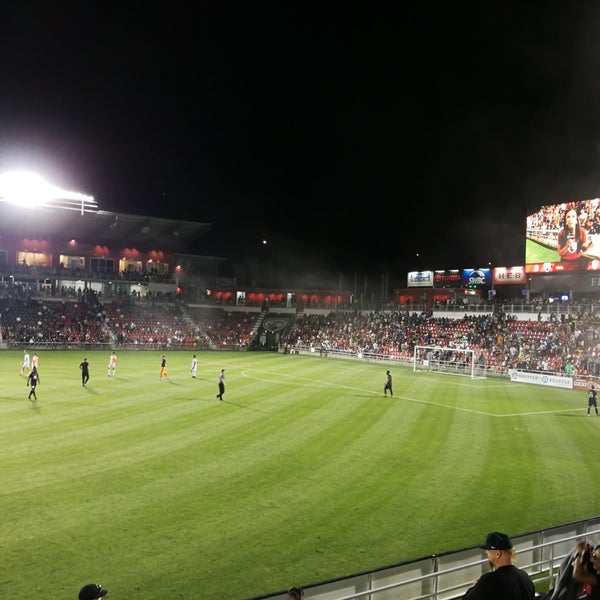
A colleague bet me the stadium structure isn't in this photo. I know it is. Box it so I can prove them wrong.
[1,181,600,354]
[2,177,600,599]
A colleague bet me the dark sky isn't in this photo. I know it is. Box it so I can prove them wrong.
[2,3,600,288]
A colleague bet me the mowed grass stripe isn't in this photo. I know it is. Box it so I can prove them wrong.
[2,350,600,598]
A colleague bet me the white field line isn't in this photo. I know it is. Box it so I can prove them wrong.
[240,369,585,418]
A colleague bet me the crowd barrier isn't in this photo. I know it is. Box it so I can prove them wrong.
[250,517,600,600]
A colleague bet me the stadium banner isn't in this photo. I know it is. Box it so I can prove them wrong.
[573,376,596,391]
[461,268,491,287]
[407,271,433,288]
[492,266,525,285]
[508,369,573,389]
[433,270,462,288]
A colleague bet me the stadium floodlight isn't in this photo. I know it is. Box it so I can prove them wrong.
[0,170,96,214]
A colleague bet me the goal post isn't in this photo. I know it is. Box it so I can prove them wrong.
[413,345,484,379]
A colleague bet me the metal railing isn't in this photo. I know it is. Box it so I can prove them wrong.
[250,517,600,600]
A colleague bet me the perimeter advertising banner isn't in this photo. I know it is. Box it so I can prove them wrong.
[508,370,573,389]
[492,266,526,285]
[461,268,491,287]
[574,376,596,391]
[407,271,433,288]
[433,270,462,288]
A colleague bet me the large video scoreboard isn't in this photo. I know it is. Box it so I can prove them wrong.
[526,198,600,273]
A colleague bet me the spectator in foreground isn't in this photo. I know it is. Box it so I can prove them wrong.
[78,583,108,600]
[572,542,600,598]
[463,531,535,600]
[286,587,304,599]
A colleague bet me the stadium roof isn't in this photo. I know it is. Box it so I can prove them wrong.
[0,203,212,253]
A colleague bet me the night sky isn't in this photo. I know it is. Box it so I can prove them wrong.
[2,4,600,289]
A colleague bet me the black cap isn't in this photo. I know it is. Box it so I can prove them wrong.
[79,583,108,600]
[478,531,513,550]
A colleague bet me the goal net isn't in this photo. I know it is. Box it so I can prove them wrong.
[413,345,484,379]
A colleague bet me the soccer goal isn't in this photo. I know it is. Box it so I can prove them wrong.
[413,345,485,379]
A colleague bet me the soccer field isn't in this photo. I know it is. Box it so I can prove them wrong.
[1,349,598,599]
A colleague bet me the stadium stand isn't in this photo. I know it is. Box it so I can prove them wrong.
[2,287,600,380]
[187,306,257,349]
[104,299,201,349]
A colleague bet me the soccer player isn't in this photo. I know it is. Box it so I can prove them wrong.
[79,357,90,387]
[216,368,225,400]
[27,365,40,402]
[159,354,169,380]
[190,354,198,378]
[20,349,30,376]
[588,384,599,416]
[107,351,117,377]
[384,370,393,397]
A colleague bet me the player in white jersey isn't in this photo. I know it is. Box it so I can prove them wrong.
[20,350,30,376]
[107,351,117,377]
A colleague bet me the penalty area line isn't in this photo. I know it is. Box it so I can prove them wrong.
[240,370,579,417]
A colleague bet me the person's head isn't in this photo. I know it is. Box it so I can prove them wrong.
[286,587,304,600]
[593,545,600,572]
[221,369,225,373]
[386,370,390,375]
[78,583,108,600]
[478,531,515,568]
[565,209,579,230]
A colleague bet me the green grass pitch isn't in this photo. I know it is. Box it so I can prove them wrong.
[526,238,560,263]
[1,349,598,599]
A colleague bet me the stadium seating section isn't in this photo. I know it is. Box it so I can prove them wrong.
[1,289,599,377]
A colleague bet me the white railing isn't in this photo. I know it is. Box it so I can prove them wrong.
[250,517,600,600]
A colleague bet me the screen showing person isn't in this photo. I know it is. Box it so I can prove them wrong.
[526,199,598,272]
[557,208,592,262]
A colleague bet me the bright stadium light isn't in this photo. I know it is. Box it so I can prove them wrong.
[0,170,96,214]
